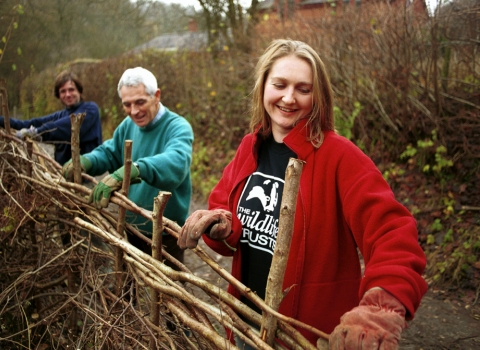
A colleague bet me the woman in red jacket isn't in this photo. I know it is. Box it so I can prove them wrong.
[178,39,427,349]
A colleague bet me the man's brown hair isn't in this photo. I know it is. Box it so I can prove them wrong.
[54,71,83,99]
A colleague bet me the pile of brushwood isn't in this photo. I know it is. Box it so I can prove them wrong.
[0,129,329,350]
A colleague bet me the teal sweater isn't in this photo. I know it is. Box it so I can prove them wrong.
[85,106,193,235]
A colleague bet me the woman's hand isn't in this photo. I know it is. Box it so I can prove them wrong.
[177,209,232,249]
[329,288,407,350]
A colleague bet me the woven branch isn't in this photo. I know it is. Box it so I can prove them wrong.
[0,131,326,349]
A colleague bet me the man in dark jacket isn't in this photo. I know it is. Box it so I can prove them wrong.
[0,70,102,165]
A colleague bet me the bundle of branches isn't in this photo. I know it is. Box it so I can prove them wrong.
[0,130,328,350]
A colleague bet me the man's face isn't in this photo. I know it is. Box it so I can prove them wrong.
[120,84,160,127]
[59,80,81,108]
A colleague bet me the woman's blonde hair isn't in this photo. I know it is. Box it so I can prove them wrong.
[249,39,334,147]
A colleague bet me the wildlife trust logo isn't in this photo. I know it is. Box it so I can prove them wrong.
[246,179,279,212]
[237,172,284,254]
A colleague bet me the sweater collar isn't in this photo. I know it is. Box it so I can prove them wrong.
[66,101,83,112]
[141,103,165,131]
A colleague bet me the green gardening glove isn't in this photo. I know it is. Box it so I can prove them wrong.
[89,163,141,209]
[62,155,92,182]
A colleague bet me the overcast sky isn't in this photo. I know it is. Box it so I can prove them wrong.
[425,0,451,16]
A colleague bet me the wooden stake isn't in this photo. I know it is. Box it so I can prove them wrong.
[26,140,33,182]
[69,113,86,184]
[152,192,171,262]
[67,112,85,332]
[0,79,10,134]
[115,140,133,295]
[150,191,171,350]
[26,140,36,242]
[261,158,304,346]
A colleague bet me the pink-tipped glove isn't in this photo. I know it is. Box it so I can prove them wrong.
[329,288,407,350]
[177,209,232,249]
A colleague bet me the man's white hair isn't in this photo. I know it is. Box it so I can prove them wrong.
[117,67,158,97]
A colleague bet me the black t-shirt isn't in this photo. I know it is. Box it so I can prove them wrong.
[236,135,297,315]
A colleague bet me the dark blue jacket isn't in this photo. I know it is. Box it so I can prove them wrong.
[0,101,102,165]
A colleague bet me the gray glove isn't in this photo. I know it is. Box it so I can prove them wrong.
[16,126,40,140]
[177,209,232,249]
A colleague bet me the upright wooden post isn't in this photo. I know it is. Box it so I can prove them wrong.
[26,140,33,181]
[67,113,85,332]
[115,140,133,295]
[70,113,86,184]
[26,140,35,240]
[261,158,304,346]
[150,191,171,350]
[0,80,10,134]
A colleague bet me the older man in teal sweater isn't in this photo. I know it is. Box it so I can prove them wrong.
[63,67,193,267]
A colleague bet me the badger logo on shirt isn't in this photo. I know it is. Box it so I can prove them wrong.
[245,179,279,212]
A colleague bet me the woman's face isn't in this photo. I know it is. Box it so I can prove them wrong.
[263,55,313,142]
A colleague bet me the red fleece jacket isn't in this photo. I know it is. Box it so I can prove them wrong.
[203,119,427,345]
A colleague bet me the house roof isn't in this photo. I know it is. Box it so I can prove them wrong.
[258,0,275,10]
[258,0,347,9]
[299,0,329,5]
[131,31,208,53]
